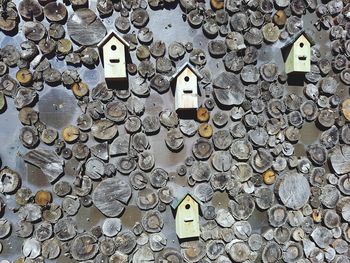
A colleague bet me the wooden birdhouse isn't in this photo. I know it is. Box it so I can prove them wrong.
[281,30,315,74]
[97,31,130,83]
[171,63,203,112]
[171,193,200,239]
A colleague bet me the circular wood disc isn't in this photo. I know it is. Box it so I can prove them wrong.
[181,240,206,262]
[22,238,41,259]
[53,217,77,241]
[211,151,232,172]
[165,128,183,151]
[130,8,149,28]
[159,110,178,128]
[105,101,127,123]
[194,183,213,202]
[19,126,39,148]
[192,138,213,160]
[268,204,288,227]
[91,119,118,141]
[230,139,252,161]
[137,188,159,210]
[156,57,173,74]
[0,4,18,32]
[48,23,65,40]
[42,238,61,259]
[142,115,160,134]
[189,48,207,66]
[229,193,255,220]
[213,71,245,107]
[168,42,185,60]
[114,230,136,255]
[224,51,244,72]
[102,218,121,237]
[0,167,21,194]
[212,130,233,150]
[178,119,197,137]
[19,0,43,20]
[85,157,105,180]
[125,116,142,133]
[67,8,107,46]
[150,40,166,58]
[342,99,350,121]
[231,163,253,183]
[23,21,46,42]
[14,88,37,109]
[277,172,310,210]
[44,2,67,22]
[226,241,251,262]
[92,178,131,217]
[113,155,137,174]
[62,125,80,143]
[251,148,273,173]
[190,161,211,182]
[142,210,163,233]
[208,40,227,57]
[262,23,280,43]
[115,16,131,33]
[71,234,98,261]
[230,12,249,32]
[150,74,170,94]
[262,241,282,263]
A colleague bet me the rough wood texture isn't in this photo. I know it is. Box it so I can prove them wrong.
[277,172,310,210]
[92,178,131,217]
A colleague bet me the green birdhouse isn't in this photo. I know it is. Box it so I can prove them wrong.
[171,193,200,239]
[281,30,315,74]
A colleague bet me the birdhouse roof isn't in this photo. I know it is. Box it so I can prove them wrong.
[281,30,315,50]
[171,193,201,210]
[97,30,130,50]
[171,62,203,81]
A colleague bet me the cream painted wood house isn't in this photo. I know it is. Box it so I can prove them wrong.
[171,193,200,239]
[171,63,203,112]
[97,31,130,82]
[281,30,315,74]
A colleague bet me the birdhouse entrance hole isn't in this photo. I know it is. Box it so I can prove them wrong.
[299,42,304,48]
[184,76,190,82]
[185,204,191,209]
[111,45,117,50]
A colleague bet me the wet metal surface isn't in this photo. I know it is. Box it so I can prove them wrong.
[0,0,350,261]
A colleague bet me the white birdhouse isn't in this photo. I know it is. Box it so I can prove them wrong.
[171,193,201,239]
[97,31,130,83]
[171,63,203,112]
[281,30,314,74]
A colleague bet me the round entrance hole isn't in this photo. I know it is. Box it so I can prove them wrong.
[111,45,117,50]
[299,43,304,48]
[185,204,191,209]
[184,76,190,82]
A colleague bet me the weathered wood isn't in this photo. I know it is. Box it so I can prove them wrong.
[229,194,255,220]
[330,145,350,174]
[23,149,64,183]
[181,240,206,262]
[67,9,106,46]
[190,161,211,182]
[226,240,251,262]
[277,172,310,210]
[92,178,131,217]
